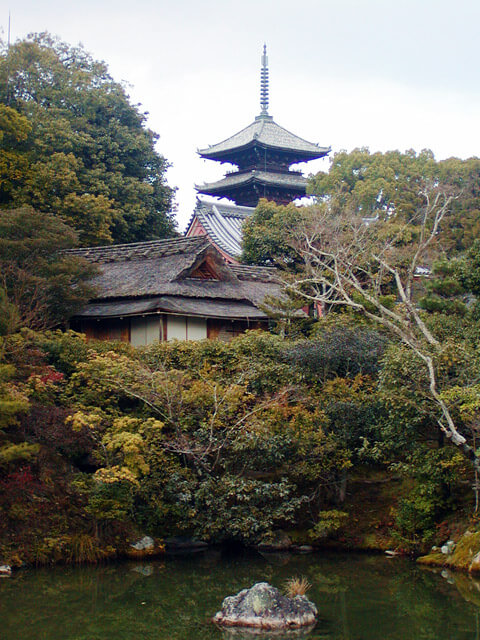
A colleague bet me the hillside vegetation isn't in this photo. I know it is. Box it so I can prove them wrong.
[2,36,480,568]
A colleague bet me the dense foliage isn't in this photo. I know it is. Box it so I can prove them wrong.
[0,33,176,245]
[0,207,96,332]
[0,318,475,565]
[243,150,480,266]
[308,148,480,254]
[0,41,479,567]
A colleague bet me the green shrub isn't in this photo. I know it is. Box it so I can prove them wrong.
[308,510,349,542]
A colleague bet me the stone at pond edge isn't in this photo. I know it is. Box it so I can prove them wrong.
[441,540,456,555]
[256,530,292,552]
[0,565,12,577]
[417,530,480,572]
[131,536,155,551]
[213,582,317,629]
[126,536,165,558]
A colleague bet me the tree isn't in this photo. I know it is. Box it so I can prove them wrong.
[308,148,480,254]
[0,207,96,330]
[308,148,438,219]
[0,104,32,204]
[242,199,301,266]
[0,33,176,245]
[436,157,480,253]
[281,182,480,494]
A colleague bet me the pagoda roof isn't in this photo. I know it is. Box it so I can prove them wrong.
[185,200,254,259]
[196,169,308,194]
[198,115,330,161]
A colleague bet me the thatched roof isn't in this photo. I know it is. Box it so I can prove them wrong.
[78,297,270,320]
[66,237,284,321]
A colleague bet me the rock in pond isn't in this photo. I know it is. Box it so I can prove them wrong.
[213,582,317,630]
[0,565,12,577]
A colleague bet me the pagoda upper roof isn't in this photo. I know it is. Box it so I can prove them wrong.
[196,169,308,194]
[198,115,330,161]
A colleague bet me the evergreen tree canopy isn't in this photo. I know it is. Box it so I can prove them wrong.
[0,207,96,331]
[0,33,176,245]
[242,199,303,266]
[308,148,480,254]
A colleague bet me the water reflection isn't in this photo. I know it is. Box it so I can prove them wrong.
[220,627,319,640]
[434,566,480,607]
[1,550,480,640]
[131,564,154,576]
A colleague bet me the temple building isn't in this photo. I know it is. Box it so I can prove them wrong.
[68,237,284,344]
[187,45,330,261]
[67,47,319,346]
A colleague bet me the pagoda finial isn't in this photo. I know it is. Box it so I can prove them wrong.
[260,43,269,116]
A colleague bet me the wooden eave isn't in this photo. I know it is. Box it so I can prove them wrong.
[199,138,329,164]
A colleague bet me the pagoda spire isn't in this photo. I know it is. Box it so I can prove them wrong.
[260,43,269,116]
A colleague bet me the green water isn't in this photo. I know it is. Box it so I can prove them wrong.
[1,550,479,640]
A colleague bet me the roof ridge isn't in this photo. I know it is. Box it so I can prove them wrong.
[64,236,210,264]
[231,264,276,271]
[230,263,279,282]
[198,120,258,155]
[65,236,204,253]
[265,118,330,152]
[257,116,267,140]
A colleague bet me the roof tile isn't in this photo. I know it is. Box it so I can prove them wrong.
[199,115,329,158]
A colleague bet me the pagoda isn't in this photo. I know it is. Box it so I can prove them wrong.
[195,46,330,207]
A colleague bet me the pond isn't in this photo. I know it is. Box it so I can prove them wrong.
[1,550,479,640]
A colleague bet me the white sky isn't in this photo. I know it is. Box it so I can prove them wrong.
[3,0,480,230]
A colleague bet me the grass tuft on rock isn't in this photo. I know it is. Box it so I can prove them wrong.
[283,576,311,598]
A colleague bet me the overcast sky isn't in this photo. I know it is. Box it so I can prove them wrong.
[4,0,480,229]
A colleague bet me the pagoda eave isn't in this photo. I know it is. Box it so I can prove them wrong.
[198,140,330,164]
[197,189,305,208]
[196,175,308,207]
[196,170,307,192]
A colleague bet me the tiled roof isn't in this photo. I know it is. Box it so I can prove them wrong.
[185,200,254,259]
[196,170,308,193]
[198,115,330,159]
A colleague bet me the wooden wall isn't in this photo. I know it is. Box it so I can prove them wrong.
[72,315,265,345]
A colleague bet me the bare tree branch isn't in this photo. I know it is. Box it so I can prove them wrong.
[281,185,480,476]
